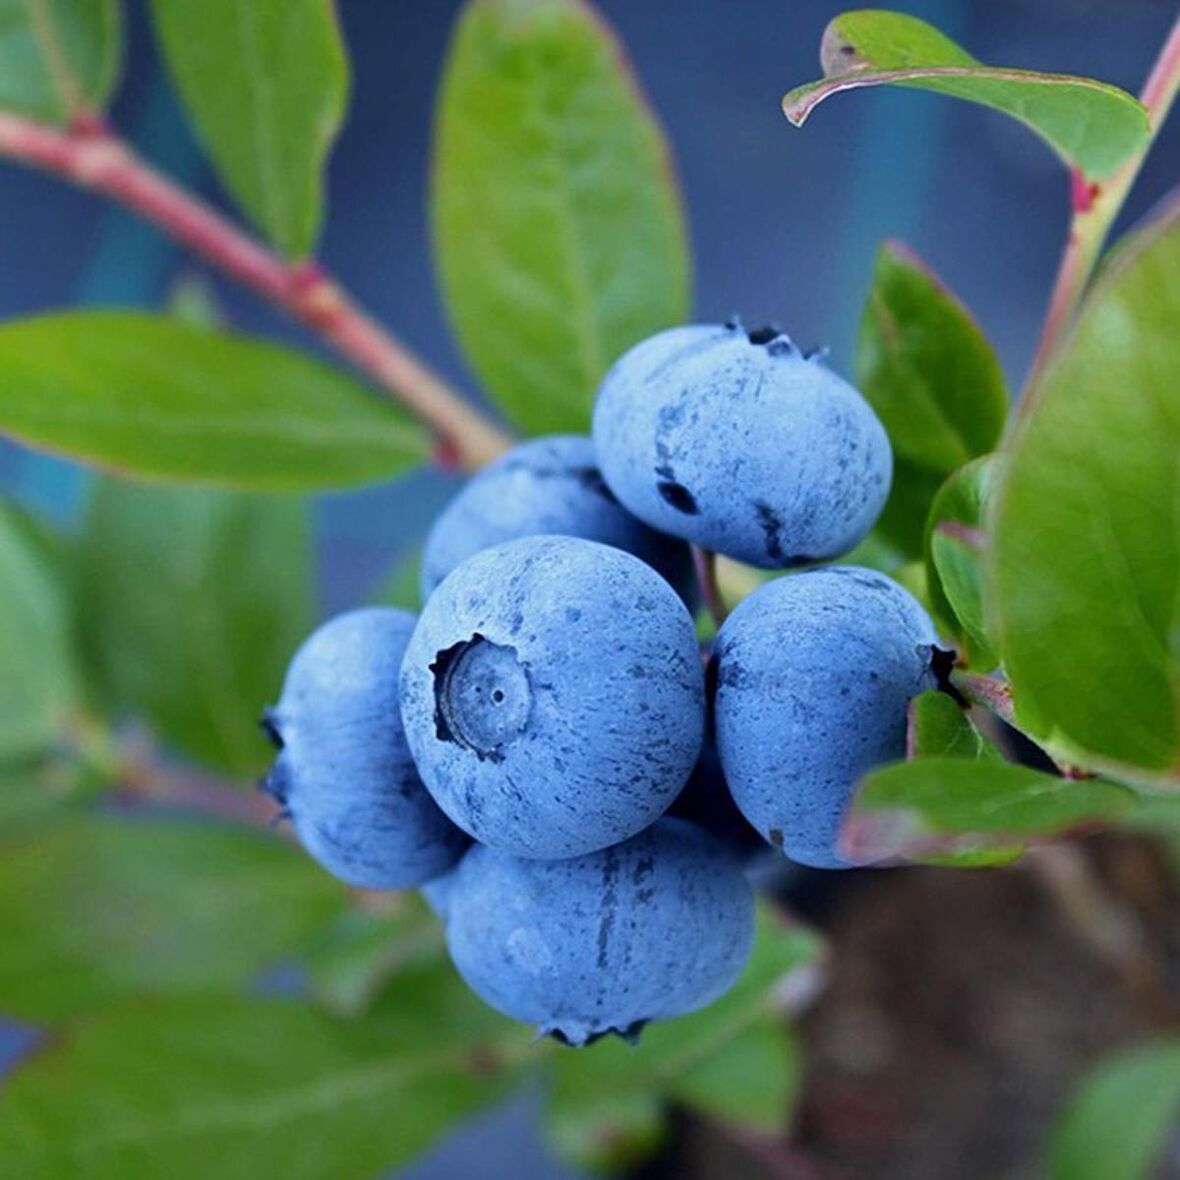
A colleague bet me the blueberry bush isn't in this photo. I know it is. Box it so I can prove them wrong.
[0,2,1178,1177]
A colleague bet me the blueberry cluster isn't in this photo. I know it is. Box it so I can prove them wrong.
[262,322,938,1045]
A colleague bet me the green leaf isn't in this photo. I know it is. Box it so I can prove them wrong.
[80,479,313,776]
[0,0,121,123]
[924,456,998,669]
[843,757,1132,865]
[990,198,1180,787]
[0,816,346,1021]
[306,899,446,1019]
[0,500,78,761]
[149,0,348,257]
[0,978,534,1178]
[0,312,428,492]
[1050,1039,1180,1180]
[908,690,998,761]
[545,906,818,1170]
[856,241,1008,556]
[433,0,690,434]
[783,10,1148,181]
[0,758,96,833]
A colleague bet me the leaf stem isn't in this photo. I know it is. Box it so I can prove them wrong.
[1020,10,1180,413]
[692,545,728,628]
[0,114,513,471]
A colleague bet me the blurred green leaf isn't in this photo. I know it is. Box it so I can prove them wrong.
[1050,1038,1180,1180]
[149,0,348,257]
[0,758,95,833]
[0,312,428,491]
[369,547,424,612]
[433,0,690,434]
[783,10,1148,180]
[0,816,346,1021]
[305,898,445,1019]
[0,0,121,123]
[0,973,535,1179]
[0,501,79,762]
[990,197,1180,787]
[856,241,1007,556]
[80,479,312,776]
[545,906,818,1171]
[844,757,1132,865]
[924,456,997,669]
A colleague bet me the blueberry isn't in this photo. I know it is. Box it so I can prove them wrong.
[713,566,938,868]
[263,608,467,889]
[592,322,892,568]
[444,818,755,1044]
[399,535,705,859]
[421,434,697,610]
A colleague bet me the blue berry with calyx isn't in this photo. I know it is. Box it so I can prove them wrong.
[262,608,467,889]
[592,321,891,568]
[399,535,705,859]
[444,818,755,1045]
[421,434,697,610]
[713,566,938,868]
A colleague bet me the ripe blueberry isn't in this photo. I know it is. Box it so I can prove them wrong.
[444,818,755,1045]
[592,322,892,567]
[399,535,705,859]
[421,434,697,610]
[263,608,467,889]
[713,566,938,868]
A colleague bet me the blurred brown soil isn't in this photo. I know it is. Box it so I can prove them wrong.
[656,836,1180,1180]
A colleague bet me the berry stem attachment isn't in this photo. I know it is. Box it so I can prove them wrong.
[0,113,513,472]
[1019,10,1180,417]
[692,545,728,628]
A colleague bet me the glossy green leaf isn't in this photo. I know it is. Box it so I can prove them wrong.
[306,899,445,1019]
[546,906,818,1170]
[0,501,78,761]
[1050,1039,1180,1180]
[783,10,1148,181]
[433,0,690,434]
[80,479,313,776]
[924,456,998,669]
[990,198,1180,787]
[856,241,1008,556]
[0,816,345,1021]
[0,313,428,491]
[0,0,121,123]
[150,0,348,257]
[844,757,1132,864]
[0,974,534,1178]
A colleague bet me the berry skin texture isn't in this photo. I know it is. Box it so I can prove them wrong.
[263,608,467,889]
[592,322,892,568]
[713,567,938,869]
[420,434,697,610]
[445,818,755,1045]
[400,535,705,859]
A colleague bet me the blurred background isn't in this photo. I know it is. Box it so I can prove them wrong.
[1,1,1177,1177]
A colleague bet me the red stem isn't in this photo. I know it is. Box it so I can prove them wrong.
[0,115,512,471]
[692,546,728,628]
[1021,11,1180,410]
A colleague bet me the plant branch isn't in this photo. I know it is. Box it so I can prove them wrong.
[692,545,728,628]
[1020,10,1180,412]
[0,113,512,471]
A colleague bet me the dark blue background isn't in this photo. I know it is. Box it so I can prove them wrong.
[1,1,1176,1175]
